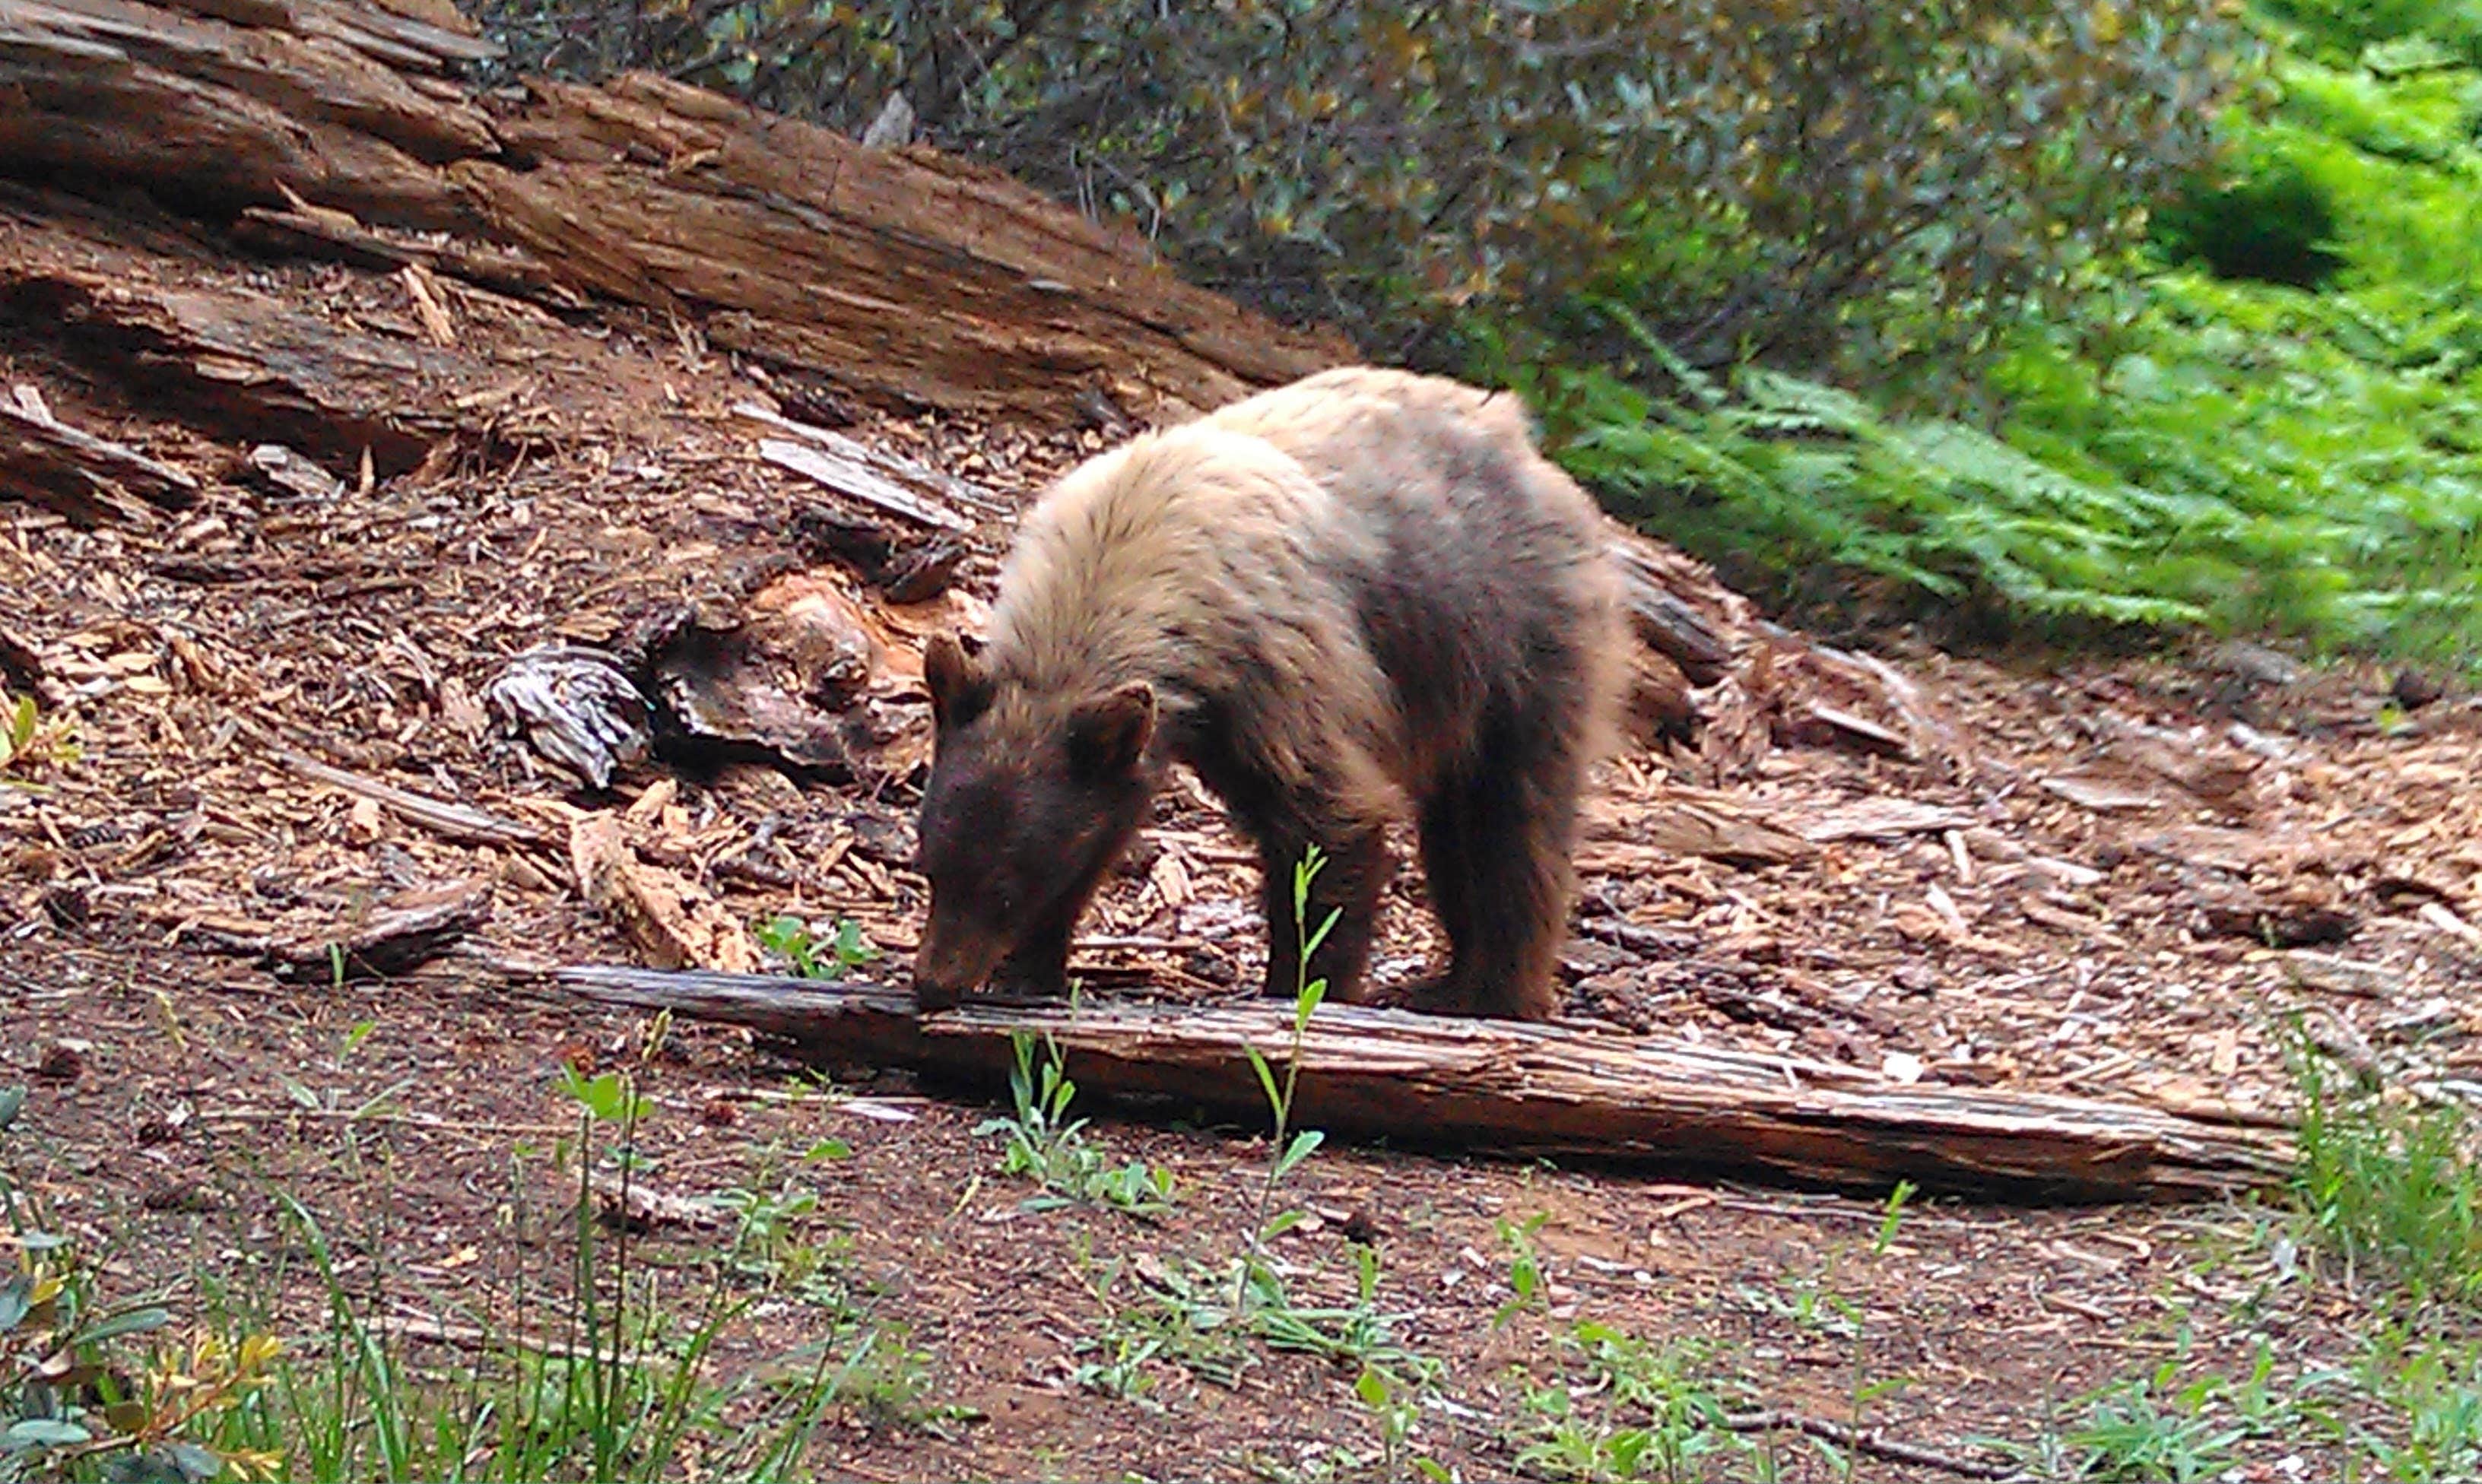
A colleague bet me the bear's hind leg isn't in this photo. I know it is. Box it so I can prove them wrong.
[1413,718,1590,1022]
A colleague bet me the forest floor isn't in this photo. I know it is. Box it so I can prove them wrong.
[5,198,2482,1482]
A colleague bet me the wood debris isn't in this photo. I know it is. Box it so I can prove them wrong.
[1,392,198,524]
[569,812,760,973]
[265,877,491,982]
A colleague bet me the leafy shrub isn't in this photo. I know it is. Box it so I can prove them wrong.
[2254,0,2482,64]
[466,0,2249,375]
[2,1087,283,1484]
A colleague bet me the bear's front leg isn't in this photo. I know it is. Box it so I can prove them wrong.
[1254,824,1390,1006]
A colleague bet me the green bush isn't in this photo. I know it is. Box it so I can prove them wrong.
[468,0,2249,375]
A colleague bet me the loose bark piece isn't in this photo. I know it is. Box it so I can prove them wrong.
[2041,771,2166,812]
[2195,888,2358,948]
[1587,788,1818,869]
[0,396,198,522]
[1795,797,1977,845]
[757,438,976,534]
[544,965,2293,1202]
[568,815,760,973]
[733,400,1009,518]
[2281,950,2402,1000]
[239,442,344,502]
[481,645,652,791]
[265,876,490,981]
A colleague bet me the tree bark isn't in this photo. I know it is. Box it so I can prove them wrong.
[544,964,2293,1203]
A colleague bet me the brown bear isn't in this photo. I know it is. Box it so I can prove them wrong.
[910,365,1625,1021]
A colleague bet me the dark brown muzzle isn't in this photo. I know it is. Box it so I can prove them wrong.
[909,904,1009,1010]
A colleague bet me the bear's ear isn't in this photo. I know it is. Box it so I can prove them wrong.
[1068,681,1155,778]
[922,633,993,731]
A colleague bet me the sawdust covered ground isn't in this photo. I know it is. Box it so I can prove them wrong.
[5,208,2481,1480]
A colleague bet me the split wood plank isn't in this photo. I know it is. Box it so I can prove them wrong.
[275,747,552,848]
[757,438,975,534]
[732,400,1011,518]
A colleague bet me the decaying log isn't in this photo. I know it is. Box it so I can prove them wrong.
[544,964,2293,1203]
[0,393,198,522]
[0,0,1347,423]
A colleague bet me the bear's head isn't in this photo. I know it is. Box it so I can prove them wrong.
[909,633,1157,1005]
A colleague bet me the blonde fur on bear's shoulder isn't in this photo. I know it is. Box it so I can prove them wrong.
[982,419,1400,813]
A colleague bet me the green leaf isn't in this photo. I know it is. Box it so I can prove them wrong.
[0,1276,31,1331]
[71,1306,172,1347]
[167,1441,230,1482]
[1244,1045,1282,1113]
[0,1084,24,1130]
[1275,1129,1324,1177]
[1301,905,1341,965]
[5,1419,91,1449]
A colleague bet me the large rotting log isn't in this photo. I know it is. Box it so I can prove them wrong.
[546,964,2293,1203]
[0,0,1348,423]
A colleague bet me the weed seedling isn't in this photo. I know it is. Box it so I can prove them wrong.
[755,915,881,981]
[980,1028,1176,1219]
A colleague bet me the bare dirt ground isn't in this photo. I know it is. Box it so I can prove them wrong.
[6,200,2482,1481]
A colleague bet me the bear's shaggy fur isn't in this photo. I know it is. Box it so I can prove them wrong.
[911,366,1624,1020]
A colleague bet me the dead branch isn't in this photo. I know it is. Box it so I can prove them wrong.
[275,747,552,848]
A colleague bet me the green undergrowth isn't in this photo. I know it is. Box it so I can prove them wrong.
[1501,0,2482,671]
[2016,1045,2482,1482]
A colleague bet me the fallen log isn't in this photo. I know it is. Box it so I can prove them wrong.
[544,964,2292,1203]
[0,0,1349,423]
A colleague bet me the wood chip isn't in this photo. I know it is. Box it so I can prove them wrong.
[569,814,760,973]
